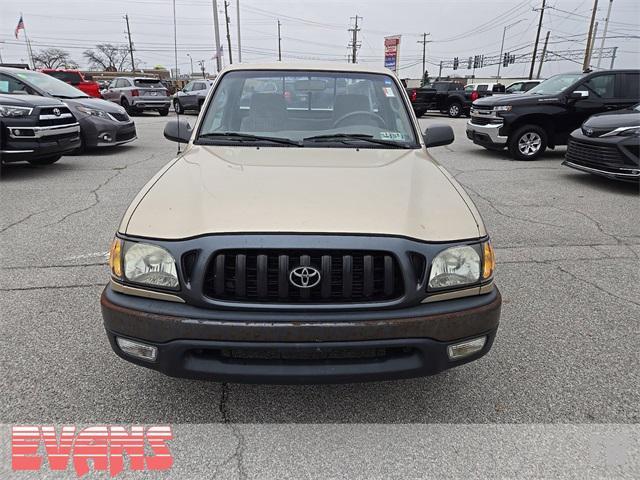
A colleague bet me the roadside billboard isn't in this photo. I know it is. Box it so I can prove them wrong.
[384,35,401,72]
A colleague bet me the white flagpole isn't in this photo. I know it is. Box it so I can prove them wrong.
[20,13,35,68]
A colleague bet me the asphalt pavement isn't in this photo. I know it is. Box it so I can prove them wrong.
[1,112,638,478]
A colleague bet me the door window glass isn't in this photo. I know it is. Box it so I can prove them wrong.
[584,74,615,98]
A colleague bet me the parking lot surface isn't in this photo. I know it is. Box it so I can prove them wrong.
[1,112,638,475]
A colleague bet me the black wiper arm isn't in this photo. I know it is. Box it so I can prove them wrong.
[303,133,409,148]
[199,132,301,146]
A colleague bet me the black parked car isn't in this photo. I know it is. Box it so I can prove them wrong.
[0,67,136,151]
[0,93,81,177]
[467,70,640,160]
[563,104,639,182]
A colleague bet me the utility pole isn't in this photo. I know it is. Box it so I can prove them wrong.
[609,46,617,68]
[586,22,598,68]
[348,15,362,63]
[236,0,242,62]
[124,14,135,72]
[417,33,431,83]
[596,0,613,68]
[583,0,599,70]
[529,0,546,80]
[198,60,206,78]
[536,30,550,79]
[277,20,282,61]
[438,61,443,79]
[212,0,222,71]
[224,1,233,64]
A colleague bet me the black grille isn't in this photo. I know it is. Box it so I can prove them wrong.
[566,139,627,166]
[470,117,492,126]
[110,112,130,122]
[116,128,136,142]
[203,249,403,304]
[38,107,75,127]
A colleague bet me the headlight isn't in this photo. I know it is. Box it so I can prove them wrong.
[493,105,512,112]
[601,126,640,137]
[76,105,110,119]
[109,238,179,290]
[0,105,33,117]
[428,240,495,290]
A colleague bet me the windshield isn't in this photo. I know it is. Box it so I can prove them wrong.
[527,73,583,95]
[197,70,418,148]
[14,69,88,98]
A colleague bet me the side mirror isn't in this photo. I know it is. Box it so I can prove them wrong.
[163,119,192,143]
[570,90,589,99]
[423,124,454,148]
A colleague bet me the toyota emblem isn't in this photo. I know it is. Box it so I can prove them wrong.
[584,127,594,136]
[289,266,321,289]
[53,108,61,117]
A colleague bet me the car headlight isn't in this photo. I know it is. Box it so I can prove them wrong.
[76,105,110,119]
[428,241,495,290]
[0,105,33,117]
[493,105,512,112]
[601,126,640,137]
[109,238,179,290]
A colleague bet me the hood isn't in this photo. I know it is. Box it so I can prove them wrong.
[583,108,640,129]
[63,97,128,114]
[473,92,559,107]
[121,146,484,242]
[0,93,63,107]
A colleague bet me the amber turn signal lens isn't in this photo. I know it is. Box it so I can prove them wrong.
[109,238,123,278]
[482,241,495,280]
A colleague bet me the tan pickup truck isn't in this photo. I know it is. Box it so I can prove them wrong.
[101,62,501,384]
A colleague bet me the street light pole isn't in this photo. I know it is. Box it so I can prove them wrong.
[497,19,525,79]
[187,53,194,75]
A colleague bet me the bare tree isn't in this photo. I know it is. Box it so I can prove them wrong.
[32,48,78,69]
[83,44,131,71]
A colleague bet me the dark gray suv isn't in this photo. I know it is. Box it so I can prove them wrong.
[173,80,213,114]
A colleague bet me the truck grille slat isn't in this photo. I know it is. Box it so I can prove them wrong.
[204,249,403,304]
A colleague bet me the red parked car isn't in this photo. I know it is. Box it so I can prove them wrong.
[40,69,101,98]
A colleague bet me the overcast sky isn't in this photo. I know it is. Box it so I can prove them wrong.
[1,0,638,79]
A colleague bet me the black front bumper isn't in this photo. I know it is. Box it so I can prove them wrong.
[563,130,639,182]
[101,284,501,384]
[79,116,137,148]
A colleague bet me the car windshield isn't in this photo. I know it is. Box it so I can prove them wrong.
[44,71,83,85]
[197,70,419,148]
[134,79,164,88]
[527,73,583,95]
[14,69,88,98]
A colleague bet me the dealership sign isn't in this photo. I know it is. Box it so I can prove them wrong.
[384,35,401,72]
[11,425,173,477]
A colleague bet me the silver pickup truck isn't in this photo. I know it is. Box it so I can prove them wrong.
[102,77,170,116]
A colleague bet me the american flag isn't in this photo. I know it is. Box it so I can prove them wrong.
[14,15,25,39]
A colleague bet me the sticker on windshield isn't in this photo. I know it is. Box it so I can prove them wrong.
[382,87,395,97]
[380,132,404,141]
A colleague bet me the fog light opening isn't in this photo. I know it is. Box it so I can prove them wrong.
[447,336,487,361]
[101,133,113,142]
[116,337,157,362]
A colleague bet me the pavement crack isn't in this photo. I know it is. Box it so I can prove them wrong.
[213,383,247,480]
[0,206,55,235]
[556,265,640,308]
[0,283,105,292]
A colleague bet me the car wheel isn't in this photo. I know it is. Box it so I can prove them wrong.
[28,155,62,165]
[508,125,548,161]
[173,99,184,114]
[121,98,136,115]
[448,102,462,118]
[158,108,170,116]
[414,109,426,118]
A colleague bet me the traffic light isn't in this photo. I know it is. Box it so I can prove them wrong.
[453,57,459,70]
[467,56,472,69]
[503,52,509,67]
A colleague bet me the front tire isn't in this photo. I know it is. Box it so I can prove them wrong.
[173,99,184,114]
[28,155,61,165]
[508,124,547,161]
[414,108,426,118]
[448,102,462,118]
[158,108,169,116]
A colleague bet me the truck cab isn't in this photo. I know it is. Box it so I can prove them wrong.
[466,70,640,160]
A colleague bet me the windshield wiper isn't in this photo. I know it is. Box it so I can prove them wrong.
[198,132,301,146]
[303,133,410,148]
